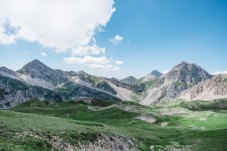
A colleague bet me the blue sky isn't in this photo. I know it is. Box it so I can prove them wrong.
[0,0,227,78]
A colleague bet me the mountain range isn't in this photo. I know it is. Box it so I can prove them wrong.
[0,59,226,108]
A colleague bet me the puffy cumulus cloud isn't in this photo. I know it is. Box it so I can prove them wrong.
[0,0,123,72]
[0,19,18,44]
[114,60,124,65]
[63,56,110,65]
[63,56,120,71]
[87,64,120,71]
[0,30,16,44]
[72,44,105,56]
[0,0,115,51]
[41,52,47,57]
[109,35,124,44]
[212,71,227,75]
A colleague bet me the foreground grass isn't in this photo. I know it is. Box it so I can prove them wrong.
[0,99,226,150]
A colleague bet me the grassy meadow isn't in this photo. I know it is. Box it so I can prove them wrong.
[0,99,226,150]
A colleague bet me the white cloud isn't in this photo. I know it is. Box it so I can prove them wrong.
[0,19,18,44]
[72,44,105,56]
[114,60,124,65]
[63,56,110,65]
[109,35,124,44]
[0,0,115,52]
[212,71,227,75]
[41,52,47,57]
[90,44,106,55]
[87,64,120,71]
[0,0,123,72]
[0,32,16,44]
[63,56,120,71]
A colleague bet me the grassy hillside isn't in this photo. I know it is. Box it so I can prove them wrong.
[0,99,226,150]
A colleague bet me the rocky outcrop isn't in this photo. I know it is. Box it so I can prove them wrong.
[15,131,137,151]
[178,74,227,101]
[75,135,137,151]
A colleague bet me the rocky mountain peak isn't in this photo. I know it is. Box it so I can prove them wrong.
[171,61,192,70]
[17,59,54,78]
[30,59,43,64]
[164,61,213,97]
[127,76,136,79]
[148,70,163,77]
[0,59,223,108]
[141,61,214,105]
[18,59,52,73]
[139,70,163,83]
[166,61,213,82]
[75,70,88,76]
[17,59,68,86]
[121,76,137,84]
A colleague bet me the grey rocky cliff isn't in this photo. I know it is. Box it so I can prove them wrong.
[17,59,69,87]
[1,60,225,108]
[148,70,163,78]
[178,74,227,101]
[0,75,62,108]
[164,61,212,98]
[140,62,213,105]
[0,60,138,108]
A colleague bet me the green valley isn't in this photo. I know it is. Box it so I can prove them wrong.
[0,99,226,150]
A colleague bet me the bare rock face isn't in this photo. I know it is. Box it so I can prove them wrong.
[107,78,145,94]
[0,75,63,108]
[17,59,69,87]
[103,78,145,101]
[178,74,227,101]
[140,62,213,105]
[164,61,212,98]
[0,67,21,80]
[1,59,225,108]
